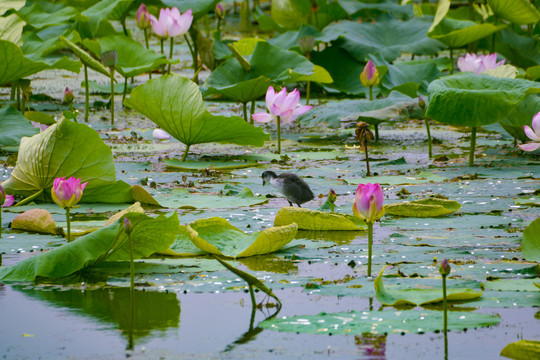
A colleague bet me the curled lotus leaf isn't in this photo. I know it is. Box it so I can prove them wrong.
[384,198,461,217]
[12,208,58,235]
[274,207,366,231]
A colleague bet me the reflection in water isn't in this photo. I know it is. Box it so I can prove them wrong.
[355,333,387,359]
[239,255,298,273]
[296,230,364,245]
[14,286,180,344]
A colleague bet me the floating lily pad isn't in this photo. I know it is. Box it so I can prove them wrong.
[274,207,366,231]
[187,217,298,258]
[260,309,501,335]
[484,279,540,292]
[345,172,447,186]
[151,187,268,209]
[164,159,259,171]
[385,198,461,217]
[375,266,483,306]
[500,340,540,360]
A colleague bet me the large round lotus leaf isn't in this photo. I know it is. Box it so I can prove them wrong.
[274,207,366,231]
[77,0,135,38]
[1,118,116,199]
[322,18,446,62]
[17,2,78,30]
[0,106,39,147]
[384,198,461,218]
[12,208,58,235]
[375,267,482,306]
[0,13,24,46]
[124,75,268,148]
[521,217,540,262]
[497,29,540,69]
[500,340,540,360]
[260,309,501,335]
[187,217,298,258]
[428,17,506,48]
[488,0,540,25]
[500,94,540,142]
[426,73,540,127]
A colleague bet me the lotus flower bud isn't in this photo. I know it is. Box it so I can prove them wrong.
[124,217,133,234]
[64,87,74,105]
[137,3,152,29]
[439,259,451,276]
[298,35,315,55]
[353,183,384,223]
[101,50,117,67]
[0,185,5,206]
[215,3,225,20]
[360,60,379,88]
[418,95,425,110]
[51,177,88,209]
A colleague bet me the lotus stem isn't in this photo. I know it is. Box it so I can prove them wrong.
[143,28,149,49]
[277,115,282,154]
[10,82,15,101]
[469,126,477,167]
[122,77,128,105]
[374,123,379,141]
[0,206,3,238]
[128,285,134,350]
[66,207,71,242]
[128,231,134,290]
[110,67,115,126]
[250,99,255,125]
[84,64,89,122]
[181,144,191,161]
[168,38,174,74]
[369,85,373,101]
[248,283,256,308]
[188,27,199,84]
[449,48,454,75]
[364,141,371,177]
[160,39,165,75]
[367,222,373,277]
[306,80,311,105]
[21,86,26,113]
[15,189,43,207]
[243,102,248,122]
[425,117,433,158]
[442,272,448,360]
[16,83,20,111]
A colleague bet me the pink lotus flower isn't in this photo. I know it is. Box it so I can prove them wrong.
[0,185,14,207]
[518,111,540,152]
[252,86,312,125]
[51,177,88,209]
[150,7,193,38]
[31,121,49,132]
[353,183,384,223]
[360,60,380,87]
[137,3,152,29]
[153,128,170,140]
[64,87,74,105]
[457,53,505,75]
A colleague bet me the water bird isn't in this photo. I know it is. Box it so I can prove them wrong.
[261,170,314,207]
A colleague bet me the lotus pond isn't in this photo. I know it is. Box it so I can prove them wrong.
[1,0,540,359]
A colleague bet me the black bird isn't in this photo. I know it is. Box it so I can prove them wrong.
[261,170,315,207]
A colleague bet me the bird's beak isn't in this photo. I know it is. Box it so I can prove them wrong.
[262,180,266,186]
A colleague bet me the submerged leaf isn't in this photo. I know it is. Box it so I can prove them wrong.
[384,198,461,217]
[187,217,297,258]
[274,207,366,230]
[375,266,482,306]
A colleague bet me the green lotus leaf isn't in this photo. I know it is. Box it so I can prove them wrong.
[0,106,39,147]
[125,75,268,152]
[375,266,482,306]
[497,29,540,68]
[274,207,366,231]
[484,279,540,292]
[0,40,80,86]
[501,340,540,360]
[384,198,461,218]
[80,180,134,204]
[260,309,500,335]
[82,34,174,78]
[336,0,413,17]
[24,111,56,126]
[345,172,447,186]
[271,0,347,29]
[488,0,540,25]
[187,217,298,258]
[1,118,116,199]
[268,24,324,51]
[323,18,446,62]
[149,187,268,209]
[426,73,540,127]
[205,71,272,104]
[76,0,135,38]
[0,212,179,282]
[428,17,505,48]
[0,0,24,16]
[162,0,220,20]
[294,65,333,84]
[0,13,24,45]
[500,94,540,142]
[18,2,78,30]
[526,66,540,81]
[164,159,259,171]
[161,225,206,256]
[521,217,540,262]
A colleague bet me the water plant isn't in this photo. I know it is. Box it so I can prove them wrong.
[355,121,374,176]
[51,177,87,242]
[439,258,451,360]
[124,217,134,289]
[518,111,540,152]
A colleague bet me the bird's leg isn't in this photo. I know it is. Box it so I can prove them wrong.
[288,201,293,206]
[297,204,302,208]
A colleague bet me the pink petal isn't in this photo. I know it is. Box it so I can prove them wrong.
[271,88,288,110]
[518,142,540,151]
[2,194,14,207]
[290,105,312,119]
[280,89,300,112]
[524,125,540,142]
[532,112,540,135]
[153,128,170,140]
[252,112,274,123]
[265,86,276,110]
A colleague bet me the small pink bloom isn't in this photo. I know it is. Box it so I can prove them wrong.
[252,86,312,125]
[153,128,170,140]
[51,177,88,209]
[518,111,540,152]
[64,87,74,104]
[457,53,505,75]
[137,3,152,29]
[0,184,13,207]
[360,60,379,87]
[151,7,192,38]
[352,183,384,223]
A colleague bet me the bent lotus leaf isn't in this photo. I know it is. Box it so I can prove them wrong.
[0,106,38,147]
[426,73,540,127]
[0,13,24,45]
[500,340,540,360]
[488,0,540,25]
[161,225,206,256]
[187,217,298,258]
[500,94,540,142]
[124,75,268,152]
[0,212,179,282]
[260,309,500,335]
[1,118,116,199]
[274,207,366,231]
[12,208,58,235]
[375,266,482,306]
[521,217,540,262]
[384,198,461,217]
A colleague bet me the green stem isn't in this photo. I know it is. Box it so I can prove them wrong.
[21,88,26,112]
[66,207,71,242]
[168,37,174,74]
[443,274,448,360]
[306,80,311,105]
[248,283,256,308]
[10,82,15,101]
[364,141,371,176]
[129,232,134,290]
[367,222,373,277]
[188,27,199,84]
[243,102,248,122]
[16,83,20,111]
[160,39,165,75]
[181,144,191,161]
[250,99,255,125]
[184,34,195,63]
[425,117,432,158]
[449,48,454,75]
[469,126,477,167]
[144,30,151,80]
[0,207,3,238]
[277,115,281,154]
[15,189,44,207]
[369,85,373,101]
[374,123,379,141]
[122,77,128,105]
[84,64,89,122]
[110,68,115,126]
[128,285,134,350]
[217,18,222,34]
